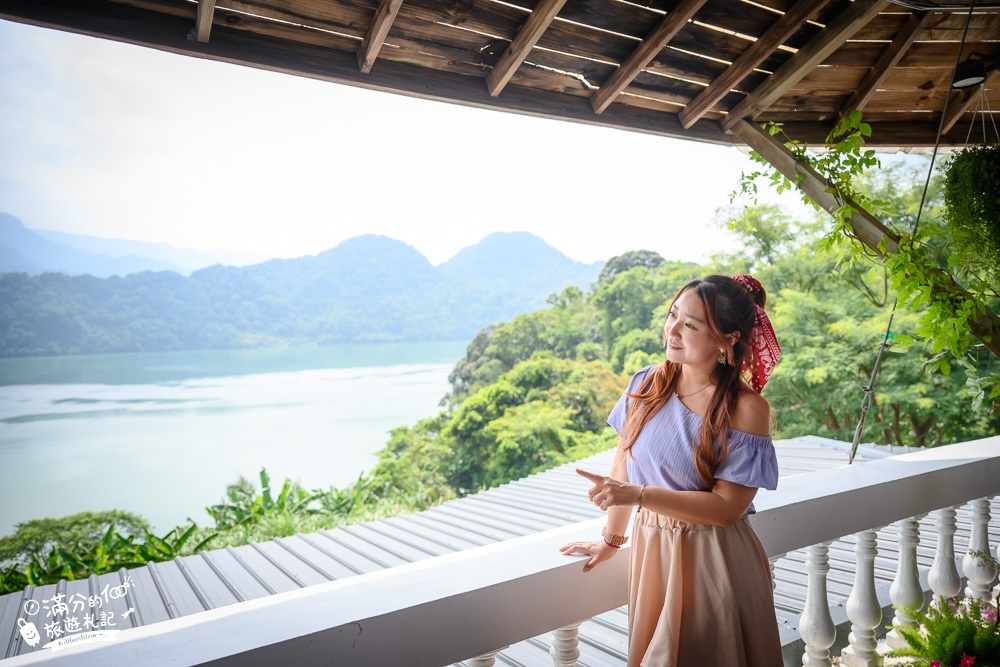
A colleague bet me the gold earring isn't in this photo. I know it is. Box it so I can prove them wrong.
[718,349,726,365]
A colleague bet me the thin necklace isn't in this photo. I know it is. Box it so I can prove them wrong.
[676,382,713,399]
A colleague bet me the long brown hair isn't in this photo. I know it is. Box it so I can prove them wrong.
[621,275,765,488]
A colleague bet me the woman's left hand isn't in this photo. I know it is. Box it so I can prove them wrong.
[577,468,640,511]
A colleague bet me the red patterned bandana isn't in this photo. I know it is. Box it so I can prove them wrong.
[731,274,781,393]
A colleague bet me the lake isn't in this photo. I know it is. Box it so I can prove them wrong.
[0,341,468,536]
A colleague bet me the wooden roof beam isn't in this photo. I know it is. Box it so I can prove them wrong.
[195,0,215,43]
[731,118,1000,357]
[941,68,1000,135]
[590,0,708,114]
[358,0,404,74]
[486,0,568,97]
[841,11,931,116]
[721,0,892,132]
[729,118,896,252]
[679,0,833,130]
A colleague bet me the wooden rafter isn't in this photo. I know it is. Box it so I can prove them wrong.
[195,0,215,43]
[729,118,897,253]
[721,0,892,132]
[941,68,1000,135]
[358,0,404,74]
[590,0,707,114]
[486,0,567,97]
[679,0,832,130]
[730,118,1000,357]
[841,11,931,116]
[1,0,992,148]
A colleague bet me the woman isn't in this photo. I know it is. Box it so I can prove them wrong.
[560,274,783,666]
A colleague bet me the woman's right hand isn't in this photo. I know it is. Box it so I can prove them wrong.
[559,539,619,573]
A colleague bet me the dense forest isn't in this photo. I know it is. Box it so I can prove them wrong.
[0,232,600,357]
[3,161,999,592]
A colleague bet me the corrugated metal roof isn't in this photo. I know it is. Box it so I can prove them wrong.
[2,436,995,663]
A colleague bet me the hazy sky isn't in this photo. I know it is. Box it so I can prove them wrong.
[0,19,804,266]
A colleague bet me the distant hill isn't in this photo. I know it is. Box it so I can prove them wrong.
[0,231,603,357]
[0,214,264,276]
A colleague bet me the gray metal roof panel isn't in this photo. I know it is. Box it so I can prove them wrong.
[125,564,171,624]
[270,535,358,581]
[422,504,544,535]
[294,531,384,575]
[393,510,510,546]
[144,560,207,618]
[432,501,564,533]
[0,588,24,658]
[171,555,240,608]
[337,524,438,562]
[379,515,488,550]
[198,549,267,602]
[460,493,593,524]
[246,541,329,588]
[223,544,301,595]
[352,521,457,557]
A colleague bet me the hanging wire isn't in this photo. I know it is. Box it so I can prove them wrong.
[846,1,980,464]
[964,84,1000,145]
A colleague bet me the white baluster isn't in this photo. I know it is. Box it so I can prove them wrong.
[928,506,961,603]
[770,554,784,592]
[800,543,836,667]
[996,535,1000,598]
[885,515,925,650]
[841,529,882,667]
[468,648,504,666]
[550,621,582,667]
[962,497,998,601]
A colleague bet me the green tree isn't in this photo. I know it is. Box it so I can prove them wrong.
[598,250,665,284]
[0,511,150,567]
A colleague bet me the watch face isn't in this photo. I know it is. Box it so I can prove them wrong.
[603,528,626,546]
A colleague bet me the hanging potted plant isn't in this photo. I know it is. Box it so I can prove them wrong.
[942,143,1000,285]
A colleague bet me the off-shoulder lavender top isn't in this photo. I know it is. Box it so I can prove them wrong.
[607,365,778,515]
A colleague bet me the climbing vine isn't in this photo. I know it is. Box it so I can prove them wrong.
[735,111,1000,413]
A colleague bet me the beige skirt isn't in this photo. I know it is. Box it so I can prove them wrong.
[628,509,783,667]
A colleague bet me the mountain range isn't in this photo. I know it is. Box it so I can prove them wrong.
[0,215,603,357]
[0,213,263,276]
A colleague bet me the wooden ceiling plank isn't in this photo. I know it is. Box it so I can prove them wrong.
[941,68,1000,135]
[841,10,930,116]
[486,0,568,97]
[358,0,404,73]
[195,0,215,43]
[721,0,892,131]
[590,0,708,115]
[0,0,737,145]
[679,0,832,129]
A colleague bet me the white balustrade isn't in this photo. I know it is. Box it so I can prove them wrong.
[928,506,961,602]
[962,497,998,601]
[885,515,925,650]
[467,649,503,666]
[769,554,784,592]
[799,542,836,667]
[6,437,998,667]
[841,529,882,667]
[549,621,582,667]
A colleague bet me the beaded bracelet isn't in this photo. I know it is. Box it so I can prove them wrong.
[637,484,647,510]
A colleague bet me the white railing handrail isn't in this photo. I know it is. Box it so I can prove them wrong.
[8,435,1000,667]
[752,436,1000,556]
